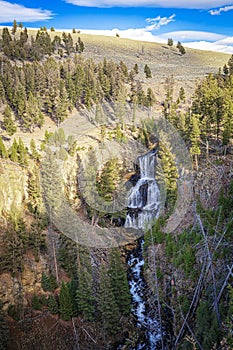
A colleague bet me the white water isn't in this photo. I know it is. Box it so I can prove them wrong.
[125,149,160,230]
[125,150,163,349]
[127,239,163,350]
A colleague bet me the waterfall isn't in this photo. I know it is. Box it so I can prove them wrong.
[125,149,160,230]
[124,149,164,349]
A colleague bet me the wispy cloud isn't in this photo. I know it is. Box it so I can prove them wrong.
[0,0,53,23]
[209,5,233,15]
[146,14,175,30]
[65,0,233,10]
[81,15,175,42]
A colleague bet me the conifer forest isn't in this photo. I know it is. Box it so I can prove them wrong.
[0,24,232,350]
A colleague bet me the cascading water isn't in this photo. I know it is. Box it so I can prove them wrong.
[125,149,160,230]
[125,149,164,349]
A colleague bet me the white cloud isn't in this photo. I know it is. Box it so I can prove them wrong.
[209,5,233,15]
[153,30,225,42]
[80,27,233,54]
[146,14,175,30]
[65,0,233,9]
[81,15,175,42]
[185,40,233,54]
[0,1,53,23]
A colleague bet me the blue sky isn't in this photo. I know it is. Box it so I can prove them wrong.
[1,0,233,53]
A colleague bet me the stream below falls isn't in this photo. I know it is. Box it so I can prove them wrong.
[123,149,165,349]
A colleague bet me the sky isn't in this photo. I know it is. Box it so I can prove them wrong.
[1,0,233,53]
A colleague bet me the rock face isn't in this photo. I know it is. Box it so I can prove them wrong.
[0,254,47,310]
[0,155,80,309]
[0,161,28,216]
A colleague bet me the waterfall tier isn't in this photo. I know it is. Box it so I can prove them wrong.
[125,149,160,230]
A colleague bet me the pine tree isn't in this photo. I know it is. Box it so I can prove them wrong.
[144,64,152,78]
[177,41,186,54]
[23,92,44,132]
[158,138,178,208]
[109,248,131,315]
[10,139,18,163]
[196,300,221,350]
[179,86,186,103]
[17,137,28,166]
[76,251,94,321]
[41,272,50,291]
[97,157,122,202]
[48,295,59,314]
[30,139,40,161]
[0,137,8,159]
[223,64,229,75]
[222,93,233,153]
[97,265,120,335]
[167,38,173,46]
[133,63,139,74]
[32,295,42,310]
[77,37,85,53]
[0,80,6,106]
[12,20,18,35]
[145,87,156,109]
[3,105,16,136]
[189,114,201,170]
[49,274,58,292]
[227,54,233,75]
[59,282,73,321]
[13,82,26,119]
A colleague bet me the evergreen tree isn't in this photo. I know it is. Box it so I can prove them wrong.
[178,86,186,103]
[189,114,201,170]
[77,37,85,53]
[167,38,173,46]
[19,27,28,45]
[32,295,42,310]
[13,82,26,119]
[41,272,50,291]
[10,139,18,163]
[223,64,229,75]
[76,263,94,321]
[97,157,122,202]
[222,93,233,153]
[59,282,73,321]
[109,248,131,315]
[196,300,221,350]
[97,265,120,335]
[146,87,156,109]
[3,105,16,136]
[227,54,233,75]
[48,295,59,314]
[12,20,18,35]
[2,27,12,47]
[144,64,152,78]
[0,80,6,106]
[158,138,178,208]
[49,274,58,292]
[30,139,40,161]
[133,63,139,74]
[23,92,44,132]
[17,137,28,166]
[177,41,186,54]
[0,137,8,159]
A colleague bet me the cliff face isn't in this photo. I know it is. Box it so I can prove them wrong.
[0,155,79,309]
[0,161,28,217]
